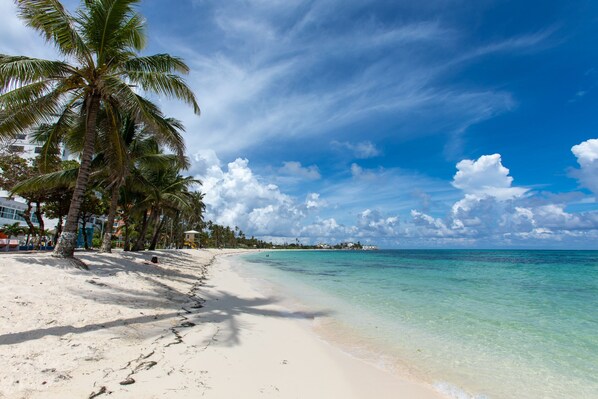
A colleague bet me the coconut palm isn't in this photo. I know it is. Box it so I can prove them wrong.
[0,0,199,259]
[131,159,198,251]
[95,112,186,252]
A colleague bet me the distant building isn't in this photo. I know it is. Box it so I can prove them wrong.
[362,245,379,250]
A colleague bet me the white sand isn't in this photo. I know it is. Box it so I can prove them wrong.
[0,249,444,399]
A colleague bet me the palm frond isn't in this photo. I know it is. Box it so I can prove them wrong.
[30,106,77,169]
[0,55,73,91]
[103,77,188,154]
[122,54,190,74]
[16,0,93,64]
[124,71,200,115]
[78,0,144,64]
[0,87,69,137]
[11,166,79,194]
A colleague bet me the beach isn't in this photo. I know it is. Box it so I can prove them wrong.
[0,249,443,399]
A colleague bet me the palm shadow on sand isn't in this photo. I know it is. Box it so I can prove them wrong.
[1,251,330,348]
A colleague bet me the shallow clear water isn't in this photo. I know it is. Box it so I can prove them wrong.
[241,250,598,399]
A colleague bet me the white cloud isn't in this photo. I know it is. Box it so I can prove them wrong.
[571,138,598,195]
[193,152,306,235]
[350,163,380,180]
[332,140,381,159]
[452,154,527,200]
[300,218,352,238]
[305,193,325,209]
[356,209,400,236]
[153,1,530,158]
[401,153,598,246]
[279,161,321,180]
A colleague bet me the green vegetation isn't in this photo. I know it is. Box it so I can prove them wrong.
[0,0,199,258]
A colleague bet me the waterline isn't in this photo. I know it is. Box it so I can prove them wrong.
[240,250,598,399]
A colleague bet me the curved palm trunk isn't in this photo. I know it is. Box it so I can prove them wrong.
[34,201,45,249]
[99,184,120,253]
[148,213,165,250]
[23,200,36,248]
[53,94,100,258]
[132,210,150,251]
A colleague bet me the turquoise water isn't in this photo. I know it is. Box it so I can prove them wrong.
[241,250,598,399]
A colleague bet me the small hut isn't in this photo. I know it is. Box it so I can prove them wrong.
[184,230,201,248]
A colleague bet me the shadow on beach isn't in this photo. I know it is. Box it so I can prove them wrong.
[194,290,330,347]
[1,250,330,349]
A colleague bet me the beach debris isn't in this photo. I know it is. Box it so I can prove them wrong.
[86,279,107,287]
[151,256,158,264]
[165,328,183,347]
[41,368,56,373]
[135,361,157,372]
[88,386,107,398]
[119,377,136,385]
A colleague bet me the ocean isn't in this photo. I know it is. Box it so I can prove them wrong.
[239,250,598,399]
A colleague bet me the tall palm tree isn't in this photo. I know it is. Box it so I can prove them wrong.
[0,0,199,259]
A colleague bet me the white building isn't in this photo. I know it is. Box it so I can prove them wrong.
[0,197,38,227]
[0,131,68,230]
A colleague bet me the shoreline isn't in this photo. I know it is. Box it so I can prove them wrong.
[0,249,443,398]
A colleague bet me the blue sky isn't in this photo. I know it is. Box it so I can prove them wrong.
[2,0,598,248]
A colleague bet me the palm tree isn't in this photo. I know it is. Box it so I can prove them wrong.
[131,159,198,251]
[95,113,186,252]
[0,0,199,259]
[1,222,26,238]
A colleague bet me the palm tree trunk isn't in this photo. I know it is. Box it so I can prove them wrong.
[34,201,45,249]
[23,200,36,248]
[99,184,120,253]
[123,215,131,251]
[132,210,150,251]
[53,94,101,258]
[148,213,165,250]
[81,214,90,250]
[53,215,63,245]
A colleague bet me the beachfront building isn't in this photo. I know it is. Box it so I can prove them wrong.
[2,131,44,160]
[1,130,73,161]
[0,131,72,230]
[0,197,38,228]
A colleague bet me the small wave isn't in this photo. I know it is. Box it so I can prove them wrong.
[434,382,489,399]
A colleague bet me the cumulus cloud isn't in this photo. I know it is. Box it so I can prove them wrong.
[403,153,598,246]
[452,154,527,200]
[332,140,381,159]
[356,209,400,236]
[305,193,325,210]
[571,138,598,195]
[300,218,352,238]
[192,152,307,236]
